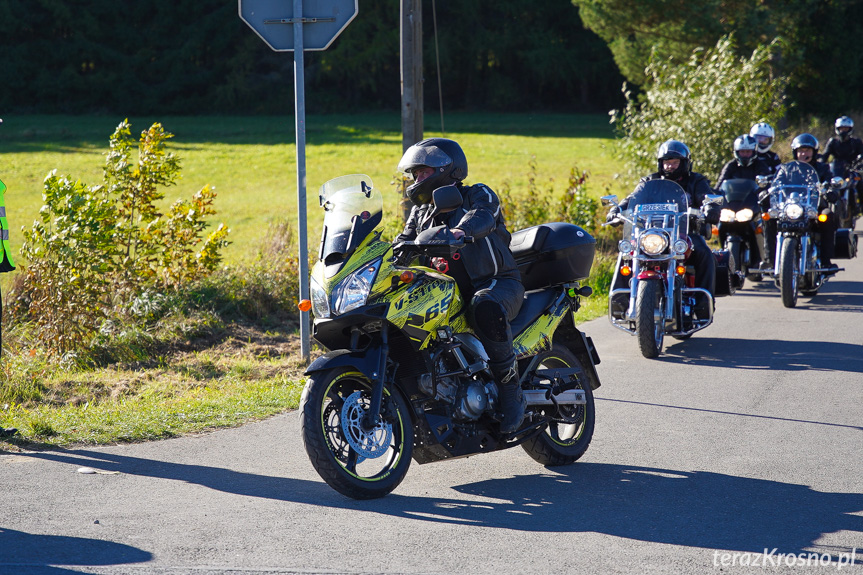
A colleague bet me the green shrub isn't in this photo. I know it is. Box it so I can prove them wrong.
[611,35,788,185]
[10,120,230,356]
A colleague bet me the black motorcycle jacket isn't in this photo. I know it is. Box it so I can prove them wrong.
[396,182,522,288]
[716,158,772,189]
[756,151,782,174]
[821,136,863,165]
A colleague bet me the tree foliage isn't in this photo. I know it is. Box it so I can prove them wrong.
[611,36,788,185]
[13,121,230,356]
[572,0,863,118]
[0,0,623,114]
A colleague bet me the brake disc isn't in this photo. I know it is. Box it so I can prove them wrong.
[340,391,393,459]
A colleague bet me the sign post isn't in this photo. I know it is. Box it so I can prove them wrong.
[239,0,358,363]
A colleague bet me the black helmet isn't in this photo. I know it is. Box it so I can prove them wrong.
[657,139,691,179]
[398,138,468,206]
[835,116,854,140]
[733,134,758,167]
[791,133,819,159]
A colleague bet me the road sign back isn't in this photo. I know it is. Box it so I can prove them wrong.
[239,0,358,52]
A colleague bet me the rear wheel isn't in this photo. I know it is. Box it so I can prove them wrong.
[636,280,664,358]
[300,368,414,499]
[521,345,595,466]
[780,237,799,308]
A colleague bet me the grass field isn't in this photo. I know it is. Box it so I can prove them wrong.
[0,113,623,446]
[0,113,625,272]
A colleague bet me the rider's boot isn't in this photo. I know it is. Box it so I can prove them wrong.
[492,359,525,434]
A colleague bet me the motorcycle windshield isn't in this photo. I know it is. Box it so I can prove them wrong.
[720,178,759,203]
[625,179,690,236]
[318,175,382,262]
[771,161,820,207]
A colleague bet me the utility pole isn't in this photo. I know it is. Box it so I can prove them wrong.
[400,0,422,222]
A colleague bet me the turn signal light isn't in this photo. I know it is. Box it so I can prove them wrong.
[297,299,312,312]
[400,271,416,283]
[817,213,828,223]
[620,265,632,276]
[762,213,771,221]
[711,226,719,236]
[676,265,686,275]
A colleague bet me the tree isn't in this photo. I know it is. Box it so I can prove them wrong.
[612,36,788,185]
[572,0,863,118]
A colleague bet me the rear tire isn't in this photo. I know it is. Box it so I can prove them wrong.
[521,345,595,466]
[636,280,664,358]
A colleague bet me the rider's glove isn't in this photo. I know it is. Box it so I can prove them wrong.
[606,207,621,225]
[704,203,721,225]
[823,189,839,204]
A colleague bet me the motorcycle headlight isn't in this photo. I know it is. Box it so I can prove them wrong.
[310,277,330,319]
[735,208,754,222]
[720,208,737,223]
[784,203,804,220]
[333,258,381,315]
[618,239,634,254]
[672,239,690,255]
[639,232,668,256]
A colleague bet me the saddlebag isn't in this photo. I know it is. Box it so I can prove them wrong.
[713,249,735,297]
[834,228,858,260]
[510,222,596,290]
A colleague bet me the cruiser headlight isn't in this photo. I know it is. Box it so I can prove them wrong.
[333,258,381,315]
[672,239,690,255]
[310,277,330,319]
[639,232,668,256]
[735,208,754,222]
[720,208,737,223]
[784,203,804,220]
[618,239,634,254]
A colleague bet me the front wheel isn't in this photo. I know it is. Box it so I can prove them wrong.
[521,345,595,466]
[300,368,414,499]
[780,237,799,308]
[636,280,664,358]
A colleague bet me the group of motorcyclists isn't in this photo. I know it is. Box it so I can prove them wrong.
[392,118,859,430]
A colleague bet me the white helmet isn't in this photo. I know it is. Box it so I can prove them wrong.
[835,116,854,140]
[733,134,758,167]
[749,122,775,153]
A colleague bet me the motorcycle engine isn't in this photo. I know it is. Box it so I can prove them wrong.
[419,363,496,422]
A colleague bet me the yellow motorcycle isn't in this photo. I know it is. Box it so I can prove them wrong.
[300,175,601,499]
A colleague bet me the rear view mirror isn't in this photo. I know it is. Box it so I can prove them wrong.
[600,195,619,206]
[430,185,463,215]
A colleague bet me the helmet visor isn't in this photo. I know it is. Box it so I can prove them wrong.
[398,145,453,176]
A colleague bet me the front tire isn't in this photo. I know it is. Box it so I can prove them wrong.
[780,237,799,308]
[636,280,664,358]
[300,368,414,499]
[521,345,595,466]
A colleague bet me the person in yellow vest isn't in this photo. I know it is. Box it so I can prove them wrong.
[0,175,19,438]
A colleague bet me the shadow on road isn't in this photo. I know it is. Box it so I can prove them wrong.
[734,278,863,312]
[0,527,152,574]
[18,452,863,561]
[657,337,863,373]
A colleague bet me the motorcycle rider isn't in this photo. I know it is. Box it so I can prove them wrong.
[765,134,839,275]
[396,138,527,433]
[607,140,720,319]
[750,122,782,174]
[715,134,772,189]
[820,115,863,216]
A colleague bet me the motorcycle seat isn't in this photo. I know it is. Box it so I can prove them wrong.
[510,289,558,337]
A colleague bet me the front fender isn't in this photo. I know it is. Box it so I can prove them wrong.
[304,344,383,382]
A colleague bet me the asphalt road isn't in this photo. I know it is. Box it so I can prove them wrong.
[3,251,862,575]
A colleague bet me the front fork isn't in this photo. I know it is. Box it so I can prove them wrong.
[363,324,389,430]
